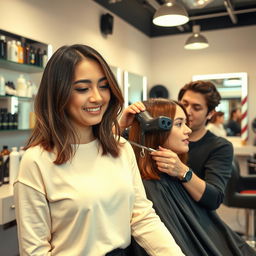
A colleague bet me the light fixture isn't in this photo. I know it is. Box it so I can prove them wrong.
[184,25,209,50]
[153,0,189,27]
[192,0,214,8]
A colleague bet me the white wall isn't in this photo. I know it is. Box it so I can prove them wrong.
[0,0,255,143]
[150,26,256,142]
[0,0,152,78]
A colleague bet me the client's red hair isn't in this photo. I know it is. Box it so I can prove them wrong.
[129,98,188,180]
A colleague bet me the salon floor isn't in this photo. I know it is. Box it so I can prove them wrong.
[217,204,256,249]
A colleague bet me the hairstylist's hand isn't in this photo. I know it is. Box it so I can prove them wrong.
[151,146,188,180]
[119,102,146,131]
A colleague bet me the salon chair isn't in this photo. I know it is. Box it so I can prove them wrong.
[223,157,256,247]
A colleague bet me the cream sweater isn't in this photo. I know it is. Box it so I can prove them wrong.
[14,138,184,256]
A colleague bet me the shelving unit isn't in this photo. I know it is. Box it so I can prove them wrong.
[0,30,49,226]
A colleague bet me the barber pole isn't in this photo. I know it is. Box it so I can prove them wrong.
[241,96,248,142]
[241,73,248,144]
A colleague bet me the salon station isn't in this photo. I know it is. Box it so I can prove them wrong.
[0,0,256,255]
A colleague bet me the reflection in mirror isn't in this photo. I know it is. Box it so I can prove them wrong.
[192,73,248,141]
[124,71,147,108]
[110,66,122,92]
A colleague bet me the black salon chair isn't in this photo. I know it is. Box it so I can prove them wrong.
[223,157,256,246]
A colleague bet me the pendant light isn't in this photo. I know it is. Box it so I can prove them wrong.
[184,25,209,50]
[153,0,189,27]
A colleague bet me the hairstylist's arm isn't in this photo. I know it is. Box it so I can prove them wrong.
[151,147,206,202]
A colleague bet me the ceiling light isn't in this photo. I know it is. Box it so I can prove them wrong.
[153,0,189,27]
[192,0,214,8]
[184,25,209,50]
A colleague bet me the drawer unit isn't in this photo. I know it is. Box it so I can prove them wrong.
[0,185,15,225]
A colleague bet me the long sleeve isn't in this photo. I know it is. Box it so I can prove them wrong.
[14,183,52,256]
[188,131,234,210]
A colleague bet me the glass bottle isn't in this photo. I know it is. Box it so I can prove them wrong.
[1,145,10,184]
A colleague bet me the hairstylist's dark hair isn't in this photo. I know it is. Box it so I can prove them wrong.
[178,80,221,113]
[25,44,124,164]
[129,98,188,180]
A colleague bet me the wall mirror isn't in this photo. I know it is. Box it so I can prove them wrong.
[123,71,147,108]
[192,72,248,140]
[110,65,123,93]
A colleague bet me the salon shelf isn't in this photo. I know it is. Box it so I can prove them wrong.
[0,58,44,73]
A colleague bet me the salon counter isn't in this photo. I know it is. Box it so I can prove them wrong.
[0,185,15,225]
[227,137,256,156]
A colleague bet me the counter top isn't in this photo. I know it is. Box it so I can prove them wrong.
[227,137,256,156]
[0,184,13,199]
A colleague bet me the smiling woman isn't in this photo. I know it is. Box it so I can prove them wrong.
[13,44,185,256]
[67,59,111,140]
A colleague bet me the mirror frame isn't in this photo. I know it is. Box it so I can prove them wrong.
[192,72,248,141]
[110,66,123,93]
[123,71,147,108]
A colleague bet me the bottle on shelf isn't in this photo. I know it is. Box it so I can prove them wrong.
[29,46,35,65]
[42,50,48,68]
[0,108,8,130]
[12,113,18,129]
[9,146,20,191]
[7,40,11,61]
[0,154,3,186]
[7,112,13,130]
[16,74,27,97]
[24,43,30,64]
[35,48,43,67]
[0,145,10,184]
[9,40,18,62]
[0,74,5,96]
[17,41,24,64]
[0,35,7,59]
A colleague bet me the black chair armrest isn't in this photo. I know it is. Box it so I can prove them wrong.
[239,175,256,191]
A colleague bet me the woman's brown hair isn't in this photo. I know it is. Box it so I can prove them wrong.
[129,98,188,180]
[25,44,124,164]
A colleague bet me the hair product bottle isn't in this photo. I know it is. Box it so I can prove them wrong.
[17,41,24,64]
[1,145,10,184]
[0,74,5,96]
[0,154,3,186]
[0,35,7,59]
[16,74,27,97]
[10,40,18,62]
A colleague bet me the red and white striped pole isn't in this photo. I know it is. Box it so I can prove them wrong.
[241,73,248,144]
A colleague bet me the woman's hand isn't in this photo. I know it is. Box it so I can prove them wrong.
[151,146,188,180]
[119,102,146,131]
